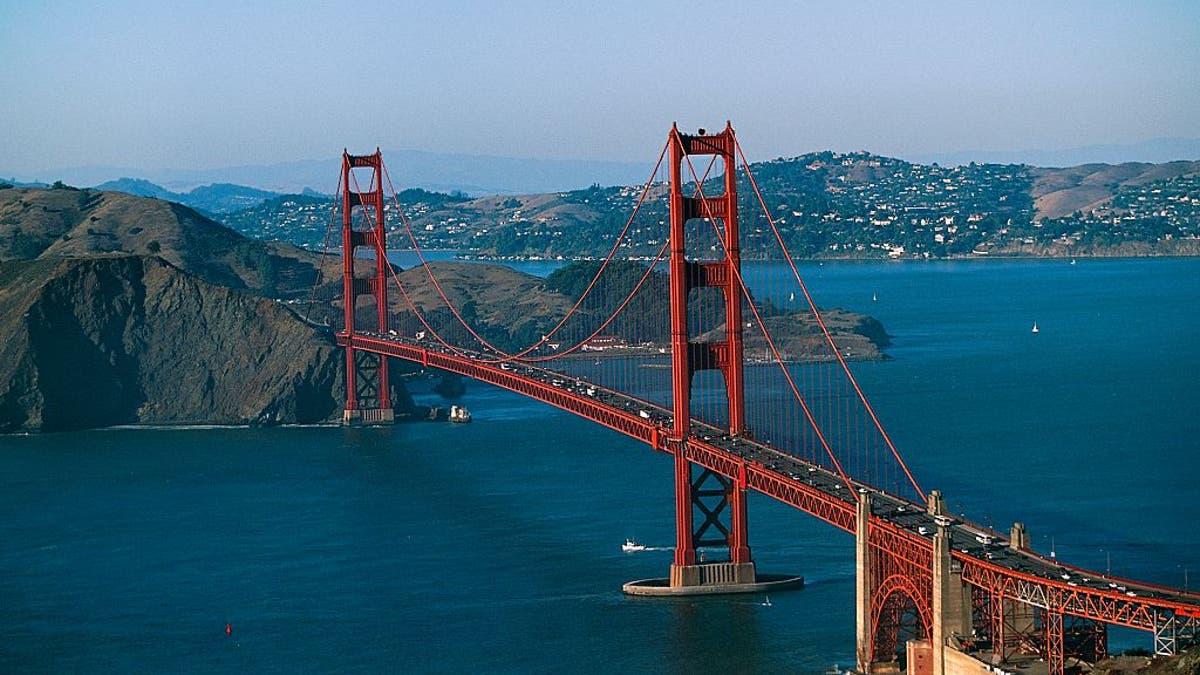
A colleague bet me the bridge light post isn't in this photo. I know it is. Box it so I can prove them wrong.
[1041,534,1057,558]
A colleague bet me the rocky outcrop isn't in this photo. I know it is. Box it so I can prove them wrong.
[0,255,345,432]
[701,308,892,362]
[1093,647,1200,675]
[398,260,894,361]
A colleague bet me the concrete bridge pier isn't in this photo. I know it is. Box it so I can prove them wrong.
[342,407,395,425]
[855,490,977,675]
[931,519,972,675]
[890,490,971,675]
[989,522,1036,663]
[856,492,872,674]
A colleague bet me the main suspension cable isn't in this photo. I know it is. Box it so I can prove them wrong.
[678,139,856,495]
[377,141,671,361]
[735,139,925,501]
[304,168,347,326]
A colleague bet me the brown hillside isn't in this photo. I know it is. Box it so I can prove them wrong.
[390,261,574,342]
[0,186,327,298]
[0,255,345,432]
[1031,161,1200,219]
[463,192,602,224]
[382,260,890,362]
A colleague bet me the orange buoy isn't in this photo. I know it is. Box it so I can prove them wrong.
[225,623,232,636]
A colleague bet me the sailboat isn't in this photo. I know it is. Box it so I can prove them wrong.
[761,594,772,607]
[872,292,877,301]
[1031,323,1040,334]
[788,291,795,303]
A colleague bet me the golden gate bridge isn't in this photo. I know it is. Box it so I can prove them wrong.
[320,123,1197,674]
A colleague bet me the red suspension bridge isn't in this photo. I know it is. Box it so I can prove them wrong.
[324,124,1198,675]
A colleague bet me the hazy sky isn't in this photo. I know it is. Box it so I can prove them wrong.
[2,0,1198,174]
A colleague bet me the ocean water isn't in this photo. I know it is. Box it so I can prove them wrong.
[1,257,1198,673]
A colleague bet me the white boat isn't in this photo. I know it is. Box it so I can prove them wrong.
[622,538,646,552]
[448,405,472,423]
[761,594,772,607]
[1031,323,1039,334]
[872,292,877,301]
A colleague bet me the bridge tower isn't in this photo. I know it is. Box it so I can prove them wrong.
[666,122,755,588]
[339,150,394,425]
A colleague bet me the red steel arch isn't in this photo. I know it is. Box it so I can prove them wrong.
[872,573,934,662]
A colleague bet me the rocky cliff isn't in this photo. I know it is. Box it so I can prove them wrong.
[0,255,345,432]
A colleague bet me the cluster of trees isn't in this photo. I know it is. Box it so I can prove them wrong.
[232,241,277,291]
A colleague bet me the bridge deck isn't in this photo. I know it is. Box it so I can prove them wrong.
[340,330,1200,633]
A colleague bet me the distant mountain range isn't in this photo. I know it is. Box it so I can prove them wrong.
[3,149,653,197]
[4,136,1196,205]
[10,137,1195,199]
[8,149,1197,260]
[88,178,324,215]
[907,137,1200,169]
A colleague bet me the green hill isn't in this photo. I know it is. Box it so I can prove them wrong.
[214,153,1200,259]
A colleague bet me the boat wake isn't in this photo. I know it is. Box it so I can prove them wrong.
[621,539,671,553]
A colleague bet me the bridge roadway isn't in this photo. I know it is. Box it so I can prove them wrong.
[340,330,1200,637]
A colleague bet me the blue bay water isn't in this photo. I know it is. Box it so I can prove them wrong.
[1,257,1198,673]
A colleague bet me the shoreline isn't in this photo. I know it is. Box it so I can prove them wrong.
[449,251,1200,265]
[4,416,467,436]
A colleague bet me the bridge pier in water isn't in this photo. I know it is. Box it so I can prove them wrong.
[668,454,758,589]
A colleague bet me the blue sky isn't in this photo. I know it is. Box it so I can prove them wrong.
[1,0,1197,174]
